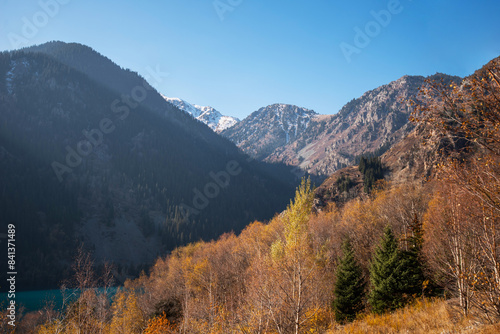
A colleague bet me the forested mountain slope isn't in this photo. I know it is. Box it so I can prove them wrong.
[0,44,296,290]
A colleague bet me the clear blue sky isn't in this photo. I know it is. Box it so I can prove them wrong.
[1,0,499,119]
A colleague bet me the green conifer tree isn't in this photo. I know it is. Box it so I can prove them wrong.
[333,238,366,323]
[368,226,401,314]
[397,214,426,302]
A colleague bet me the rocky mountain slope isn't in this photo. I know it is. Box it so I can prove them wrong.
[224,74,460,176]
[163,96,239,132]
[380,57,500,185]
[221,104,317,160]
[312,56,500,211]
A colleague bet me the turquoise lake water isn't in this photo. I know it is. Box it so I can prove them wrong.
[1,289,66,312]
[1,288,117,312]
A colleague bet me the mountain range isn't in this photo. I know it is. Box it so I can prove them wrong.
[167,73,459,179]
[222,74,460,176]
[159,74,460,181]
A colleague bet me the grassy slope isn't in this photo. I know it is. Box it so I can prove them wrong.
[329,299,500,334]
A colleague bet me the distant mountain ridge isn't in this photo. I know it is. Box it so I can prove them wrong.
[224,74,461,176]
[163,96,239,132]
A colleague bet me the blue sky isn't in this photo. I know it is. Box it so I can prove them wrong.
[1,0,499,119]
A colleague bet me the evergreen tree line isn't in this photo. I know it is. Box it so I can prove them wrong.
[358,156,384,193]
[335,174,354,193]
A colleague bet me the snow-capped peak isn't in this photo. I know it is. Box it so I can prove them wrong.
[162,95,239,132]
[162,96,203,118]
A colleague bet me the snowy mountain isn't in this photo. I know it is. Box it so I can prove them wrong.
[163,96,239,132]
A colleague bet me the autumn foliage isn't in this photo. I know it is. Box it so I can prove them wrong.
[28,57,500,333]
[143,313,177,334]
[412,57,500,319]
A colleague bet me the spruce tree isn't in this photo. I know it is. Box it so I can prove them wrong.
[398,215,426,302]
[368,226,401,314]
[333,238,366,323]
